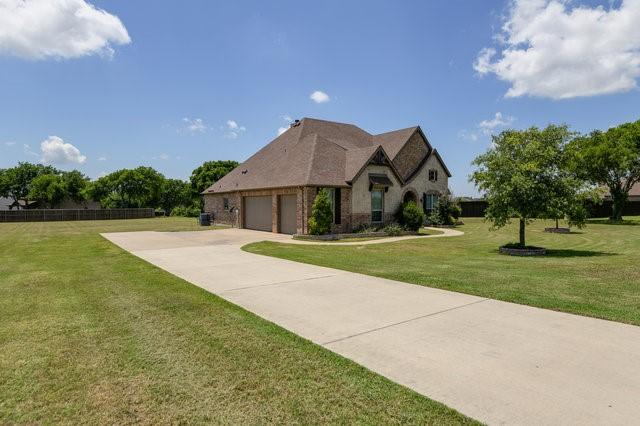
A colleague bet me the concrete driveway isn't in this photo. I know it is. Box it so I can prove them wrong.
[102,228,640,425]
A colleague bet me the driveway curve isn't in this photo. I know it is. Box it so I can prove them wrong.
[102,228,640,426]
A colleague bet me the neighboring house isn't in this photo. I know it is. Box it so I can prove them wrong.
[603,182,640,201]
[0,197,12,211]
[56,198,102,210]
[203,117,451,234]
[1,197,100,210]
[7,199,40,210]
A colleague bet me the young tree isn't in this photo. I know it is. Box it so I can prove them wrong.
[568,119,640,221]
[308,189,333,235]
[28,174,67,208]
[190,160,239,196]
[471,125,589,248]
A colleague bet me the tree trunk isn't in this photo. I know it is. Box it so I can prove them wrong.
[519,219,526,247]
[611,190,627,221]
[555,218,559,229]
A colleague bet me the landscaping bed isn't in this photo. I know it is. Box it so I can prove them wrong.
[499,244,547,256]
[294,230,419,241]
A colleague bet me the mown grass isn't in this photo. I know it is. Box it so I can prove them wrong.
[245,217,640,326]
[0,218,475,424]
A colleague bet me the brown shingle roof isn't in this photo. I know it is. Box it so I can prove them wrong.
[204,118,446,194]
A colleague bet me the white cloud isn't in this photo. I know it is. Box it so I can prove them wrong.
[459,112,516,142]
[181,117,207,134]
[277,114,294,135]
[23,144,38,157]
[40,136,86,165]
[474,0,640,99]
[0,0,130,60]
[97,156,107,161]
[4,141,16,146]
[225,119,246,139]
[478,112,515,134]
[458,130,479,142]
[310,90,330,103]
[152,153,170,160]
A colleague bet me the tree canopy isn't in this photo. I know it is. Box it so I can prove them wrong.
[471,125,592,247]
[190,160,239,196]
[0,159,240,213]
[0,162,60,206]
[568,119,640,221]
[87,167,165,208]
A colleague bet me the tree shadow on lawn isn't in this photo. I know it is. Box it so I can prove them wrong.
[544,249,617,258]
[489,248,615,258]
[587,219,639,226]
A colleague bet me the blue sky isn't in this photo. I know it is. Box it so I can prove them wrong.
[1,0,639,196]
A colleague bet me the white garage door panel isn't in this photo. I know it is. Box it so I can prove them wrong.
[244,196,272,232]
[279,194,297,234]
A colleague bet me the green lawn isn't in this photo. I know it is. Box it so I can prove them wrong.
[245,217,640,326]
[0,218,475,424]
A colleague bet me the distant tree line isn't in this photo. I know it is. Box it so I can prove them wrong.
[0,160,238,216]
[471,119,640,247]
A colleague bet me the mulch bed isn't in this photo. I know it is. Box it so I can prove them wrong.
[499,245,547,256]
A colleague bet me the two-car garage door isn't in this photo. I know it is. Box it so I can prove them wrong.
[243,194,297,234]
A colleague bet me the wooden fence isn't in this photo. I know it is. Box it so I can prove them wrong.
[459,200,640,218]
[0,208,155,223]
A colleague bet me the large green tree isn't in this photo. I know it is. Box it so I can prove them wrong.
[160,178,193,214]
[471,125,590,247]
[0,162,60,208]
[87,167,165,208]
[61,170,90,203]
[28,174,67,208]
[190,160,239,196]
[568,119,640,221]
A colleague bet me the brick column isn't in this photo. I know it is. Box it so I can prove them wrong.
[271,193,279,233]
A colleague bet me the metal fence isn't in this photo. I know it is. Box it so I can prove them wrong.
[459,200,640,218]
[0,208,155,222]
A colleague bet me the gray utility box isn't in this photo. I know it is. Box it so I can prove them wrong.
[198,213,211,226]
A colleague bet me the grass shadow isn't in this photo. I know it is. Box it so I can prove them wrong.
[545,249,616,258]
[588,219,639,226]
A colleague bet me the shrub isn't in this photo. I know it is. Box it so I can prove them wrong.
[383,223,403,236]
[170,205,200,217]
[401,201,425,231]
[353,223,380,233]
[429,195,461,226]
[308,189,333,235]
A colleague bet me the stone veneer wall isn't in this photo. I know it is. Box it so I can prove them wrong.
[392,130,430,182]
